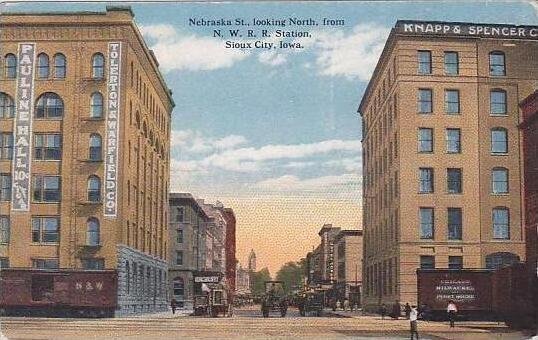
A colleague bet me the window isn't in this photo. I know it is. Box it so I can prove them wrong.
[35,92,63,118]
[419,168,434,193]
[4,54,16,79]
[86,217,100,246]
[37,53,49,79]
[418,89,432,113]
[447,168,462,194]
[31,217,59,243]
[89,134,102,161]
[490,90,507,115]
[493,207,509,239]
[34,134,61,160]
[33,175,60,202]
[445,90,460,114]
[418,51,432,74]
[448,256,463,270]
[446,128,461,153]
[177,229,183,243]
[420,256,435,269]
[87,176,101,202]
[0,216,9,244]
[126,262,131,293]
[0,93,15,118]
[419,208,434,239]
[176,251,183,265]
[491,128,508,154]
[492,168,509,194]
[90,92,104,118]
[0,174,11,201]
[32,258,59,269]
[0,258,9,268]
[418,128,433,153]
[92,53,105,79]
[53,53,66,78]
[448,208,462,240]
[486,252,519,269]
[82,258,104,270]
[444,52,459,75]
[173,277,184,296]
[176,207,185,222]
[0,133,13,159]
[489,51,506,76]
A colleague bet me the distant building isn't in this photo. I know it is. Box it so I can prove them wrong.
[222,208,237,294]
[306,245,323,286]
[235,262,251,295]
[318,224,341,283]
[334,230,363,304]
[248,249,257,272]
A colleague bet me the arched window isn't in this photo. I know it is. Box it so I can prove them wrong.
[86,217,100,246]
[172,276,184,297]
[0,92,15,118]
[492,167,509,194]
[489,51,506,76]
[35,92,63,118]
[54,53,66,78]
[4,54,16,79]
[490,90,507,115]
[92,53,105,79]
[485,252,519,269]
[37,53,49,79]
[89,134,102,161]
[90,92,104,118]
[491,128,508,154]
[87,175,101,202]
[492,207,510,240]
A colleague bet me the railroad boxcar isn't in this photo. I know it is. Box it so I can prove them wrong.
[0,268,117,317]
[416,269,494,320]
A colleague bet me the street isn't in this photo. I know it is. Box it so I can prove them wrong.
[0,306,530,340]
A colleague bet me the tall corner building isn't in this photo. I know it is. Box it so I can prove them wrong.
[358,21,538,310]
[0,6,174,315]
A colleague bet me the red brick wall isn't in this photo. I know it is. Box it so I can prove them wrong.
[223,209,236,293]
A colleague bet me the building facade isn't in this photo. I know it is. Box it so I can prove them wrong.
[235,262,251,295]
[248,249,257,273]
[359,21,537,309]
[334,230,363,302]
[0,7,174,315]
[222,207,236,293]
[168,193,208,308]
[318,224,341,283]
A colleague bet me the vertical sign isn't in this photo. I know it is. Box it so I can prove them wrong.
[11,43,36,212]
[104,42,122,217]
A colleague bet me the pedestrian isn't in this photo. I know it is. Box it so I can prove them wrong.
[380,303,387,319]
[405,302,412,319]
[409,305,419,340]
[336,299,342,310]
[391,300,401,319]
[343,298,349,311]
[171,298,177,314]
[447,300,458,327]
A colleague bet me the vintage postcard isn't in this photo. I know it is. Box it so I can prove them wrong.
[0,0,536,339]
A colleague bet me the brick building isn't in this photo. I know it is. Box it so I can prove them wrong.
[359,21,537,310]
[0,7,174,315]
[222,207,236,293]
[334,230,363,303]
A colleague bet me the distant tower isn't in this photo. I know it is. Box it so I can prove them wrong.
[248,249,257,272]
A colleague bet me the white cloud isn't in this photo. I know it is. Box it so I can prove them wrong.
[255,173,361,192]
[214,135,248,150]
[140,24,250,72]
[171,130,248,154]
[170,129,194,147]
[312,24,390,80]
[323,157,362,172]
[258,51,287,66]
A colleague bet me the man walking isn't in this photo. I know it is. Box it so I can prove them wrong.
[447,300,458,327]
[410,305,419,340]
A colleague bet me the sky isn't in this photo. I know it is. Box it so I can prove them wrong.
[3,0,537,275]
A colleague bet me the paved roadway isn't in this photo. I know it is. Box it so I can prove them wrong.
[0,306,530,339]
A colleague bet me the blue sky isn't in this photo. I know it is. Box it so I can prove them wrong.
[4,1,537,270]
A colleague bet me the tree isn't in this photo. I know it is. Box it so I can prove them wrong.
[275,259,306,294]
[250,267,271,295]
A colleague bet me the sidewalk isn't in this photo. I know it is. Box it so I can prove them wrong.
[126,308,193,319]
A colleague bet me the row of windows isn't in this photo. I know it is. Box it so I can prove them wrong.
[418,127,509,154]
[417,50,506,76]
[419,255,464,270]
[0,92,104,119]
[417,167,509,195]
[417,88,508,115]
[420,252,519,270]
[0,132,103,161]
[124,261,167,297]
[0,174,103,203]
[0,216,100,246]
[419,206,511,240]
[2,52,105,80]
